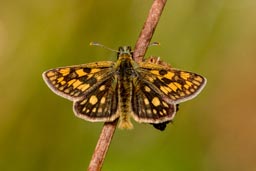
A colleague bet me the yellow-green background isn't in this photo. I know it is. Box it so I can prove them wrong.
[1,0,255,171]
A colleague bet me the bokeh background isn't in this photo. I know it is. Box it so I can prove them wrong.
[1,0,256,171]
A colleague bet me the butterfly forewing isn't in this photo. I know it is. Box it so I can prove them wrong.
[138,62,206,104]
[43,61,115,100]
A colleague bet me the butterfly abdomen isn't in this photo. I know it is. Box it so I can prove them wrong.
[116,57,136,129]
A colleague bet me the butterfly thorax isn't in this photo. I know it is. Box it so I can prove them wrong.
[115,48,137,129]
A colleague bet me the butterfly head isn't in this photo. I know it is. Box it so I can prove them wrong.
[117,46,133,59]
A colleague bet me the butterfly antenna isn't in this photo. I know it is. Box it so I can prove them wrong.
[148,41,160,47]
[90,42,119,53]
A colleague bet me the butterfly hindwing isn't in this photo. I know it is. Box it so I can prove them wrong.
[73,76,119,122]
[131,78,176,124]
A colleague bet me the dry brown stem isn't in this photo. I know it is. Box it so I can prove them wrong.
[88,120,118,171]
[133,0,167,62]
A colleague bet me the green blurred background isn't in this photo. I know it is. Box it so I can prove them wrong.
[1,0,256,170]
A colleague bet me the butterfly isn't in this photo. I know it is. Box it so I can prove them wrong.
[42,46,206,130]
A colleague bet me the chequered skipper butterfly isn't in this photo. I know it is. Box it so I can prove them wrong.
[42,46,206,130]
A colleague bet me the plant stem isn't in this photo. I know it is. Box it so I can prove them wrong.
[88,120,118,171]
[134,0,167,62]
